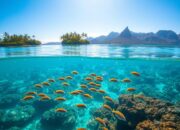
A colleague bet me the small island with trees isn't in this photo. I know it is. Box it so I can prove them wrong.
[61,32,89,45]
[0,32,41,46]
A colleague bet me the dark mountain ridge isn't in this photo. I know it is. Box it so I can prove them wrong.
[89,27,180,44]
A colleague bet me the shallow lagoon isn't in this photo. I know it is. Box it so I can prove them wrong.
[0,44,180,130]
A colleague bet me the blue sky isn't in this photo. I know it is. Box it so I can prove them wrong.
[0,0,180,42]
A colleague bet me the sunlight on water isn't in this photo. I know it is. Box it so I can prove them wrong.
[0,44,180,59]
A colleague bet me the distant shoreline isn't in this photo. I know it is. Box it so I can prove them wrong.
[0,44,41,47]
[1,43,180,48]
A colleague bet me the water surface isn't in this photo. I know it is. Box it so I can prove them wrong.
[0,44,180,59]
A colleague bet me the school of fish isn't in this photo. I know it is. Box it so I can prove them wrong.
[22,70,140,130]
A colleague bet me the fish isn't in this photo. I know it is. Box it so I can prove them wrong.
[40,96,51,101]
[127,87,136,92]
[104,96,113,102]
[83,93,93,99]
[72,71,79,74]
[98,90,106,94]
[70,90,82,95]
[38,93,47,97]
[48,79,55,82]
[77,128,86,130]
[85,77,93,81]
[131,71,140,76]
[76,104,87,108]
[89,88,97,92]
[34,84,42,88]
[76,90,84,93]
[88,82,96,86]
[80,84,87,89]
[96,76,102,79]
[112,110,126,121]
[26,91,37,95]
[55,90,65,94]
[70,91,79,95]
[103,104,112,111]
[95,117,106,126]
[23,95,34,100]
[42,82,50,86]
[58,77,65,80]
[121,78,131,83]
[95,84,101,87]
[101,127,108,130]
[66,76,73,79]
[90,73,96,76]
[55,97,66,101]
[55,108,67,112]
[109,78,118,82]
[96,76,103,81]
[62,82,70,86]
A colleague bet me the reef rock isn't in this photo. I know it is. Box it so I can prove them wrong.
[89,106,116,130]
[0,105,35,129]
[33,99,58,114]
[40,105,77,130]
[0,94,20,109]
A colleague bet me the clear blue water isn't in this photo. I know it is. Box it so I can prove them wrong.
[0,44,180,130]
[0,44,180,58]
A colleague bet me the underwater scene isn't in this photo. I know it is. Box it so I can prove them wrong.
[0,45,180,130]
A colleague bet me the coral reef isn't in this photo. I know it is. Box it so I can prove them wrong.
[117,94,180,129]
[89,94,180,130]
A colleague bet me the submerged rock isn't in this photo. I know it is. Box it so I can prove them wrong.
[89,106,116,130]
[0,94,20,109]
[7,126,22,130]
[0,105,35,129]
[40,105,77,130]
[33,99,58,114]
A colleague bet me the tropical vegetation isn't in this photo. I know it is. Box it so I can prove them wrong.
[0,32,41,46]
[61,32,89,44]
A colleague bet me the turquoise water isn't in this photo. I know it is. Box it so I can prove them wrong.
[0,44,180,58]
[0,44,180,130]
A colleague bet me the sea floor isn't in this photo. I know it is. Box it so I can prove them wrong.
[0,56,180,130]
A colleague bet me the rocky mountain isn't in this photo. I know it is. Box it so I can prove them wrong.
[89,27,180,44]
[90,32,119,44]
[156,30,179,43]
[111,27,142,44]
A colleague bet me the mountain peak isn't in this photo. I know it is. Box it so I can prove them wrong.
[89,27,180,44]
[125,26,129,30]
[120,26,132,38]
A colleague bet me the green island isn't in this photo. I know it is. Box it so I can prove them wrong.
[0,32,41,46]
[61,32,89,45]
